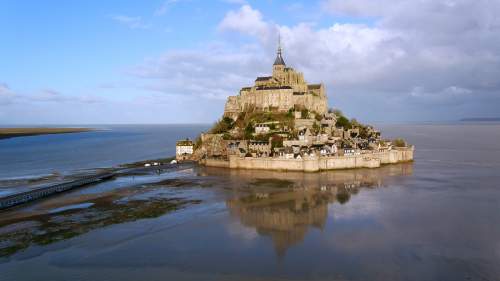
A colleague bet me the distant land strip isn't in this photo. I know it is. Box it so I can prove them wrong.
[0,128,93,139]
[460,118,500,122]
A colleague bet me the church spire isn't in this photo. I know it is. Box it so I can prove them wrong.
[273,33,286,66]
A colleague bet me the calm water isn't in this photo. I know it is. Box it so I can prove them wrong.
[0,124,209,180]
[0,124,499,281]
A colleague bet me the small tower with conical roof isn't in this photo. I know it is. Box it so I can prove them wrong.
[272,34,286,77]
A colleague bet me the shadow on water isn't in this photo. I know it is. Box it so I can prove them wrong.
[198,163,414,258]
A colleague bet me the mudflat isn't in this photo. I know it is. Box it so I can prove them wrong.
[0,128,92,139]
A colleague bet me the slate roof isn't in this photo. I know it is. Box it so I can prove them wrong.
[307,84,322,90]
[176,139,193,146]
[256,86,292,90]
[255,76,272,82]
[273,52,285,66]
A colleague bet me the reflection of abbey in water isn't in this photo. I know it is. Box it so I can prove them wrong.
[223,163,413,256]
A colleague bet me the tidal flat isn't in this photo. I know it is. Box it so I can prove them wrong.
[0,124,499,281]
[0,128,92,140]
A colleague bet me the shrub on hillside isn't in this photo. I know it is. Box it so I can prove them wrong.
[210,117,235,134]
[393,138,407,147]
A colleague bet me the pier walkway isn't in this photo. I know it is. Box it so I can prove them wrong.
[0,162,194,210]
[0,173,114,210]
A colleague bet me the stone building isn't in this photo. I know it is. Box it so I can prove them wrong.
[224,41,328,119]
[255,123,271,135]
[248,140,271,156]
[176,139,193,161]
[226,140,248,157]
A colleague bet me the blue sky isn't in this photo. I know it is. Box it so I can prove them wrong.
[1,0,499,124]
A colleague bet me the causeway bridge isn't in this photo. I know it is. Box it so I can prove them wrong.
[0,162,195,210]
[0,173,115,210]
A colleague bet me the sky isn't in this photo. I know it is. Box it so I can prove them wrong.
[1,0,499,125]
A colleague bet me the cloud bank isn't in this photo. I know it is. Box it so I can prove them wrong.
[130,1,500,122]
[3,1,499,124]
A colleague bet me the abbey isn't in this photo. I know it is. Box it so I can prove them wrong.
[179,39,414,172]
[223,42,328,119]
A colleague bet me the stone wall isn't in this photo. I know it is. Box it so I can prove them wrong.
[202,147,414,172]
[224,89,328,119]
[295,118,315,128]
[226,155,380,172]
[241,88,294,112]
[223,60,328,119]
[224,96,241,119]
[200,158,230,168]
[374,147,414,164]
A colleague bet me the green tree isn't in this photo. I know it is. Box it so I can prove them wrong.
[254,133,270,141]
[209,117,235,134]
[359,126,369,139]
[271,135,283,150]
[193,136,202,149]
[244,122,254,139]
[336,116,351,129]
[393,138,407,147]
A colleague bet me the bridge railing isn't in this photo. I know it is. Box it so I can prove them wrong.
[0,173,114,210]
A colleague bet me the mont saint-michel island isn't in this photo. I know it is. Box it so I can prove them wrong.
[5,1,500,280]
[177,43,414,172]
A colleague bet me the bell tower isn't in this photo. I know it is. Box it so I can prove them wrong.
[272,33,286,77]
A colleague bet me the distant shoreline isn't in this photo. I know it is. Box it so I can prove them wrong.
[460,118,500,122]
[0,128,93,140]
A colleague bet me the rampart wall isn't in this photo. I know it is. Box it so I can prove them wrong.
[201,147,414,172]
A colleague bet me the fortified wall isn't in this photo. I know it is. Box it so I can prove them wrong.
[201,147,414,172]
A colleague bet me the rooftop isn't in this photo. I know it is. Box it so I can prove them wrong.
[255,76,272,82]
[307,84,322,90]
[176,139,193,146]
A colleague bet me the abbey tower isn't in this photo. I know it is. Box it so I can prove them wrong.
[224,40,329,119]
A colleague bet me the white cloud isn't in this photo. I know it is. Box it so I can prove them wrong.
[217,2,500,120]
[0,85,103,106]
[404,86,474,105]
[128,1,500,122]
[4,1,500,124]
[129,43,268,100]
[322,0,402,17]
[0,83,18,106]
[31,90,103,104]
[218,5,273,41]
[110,15,151,29]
